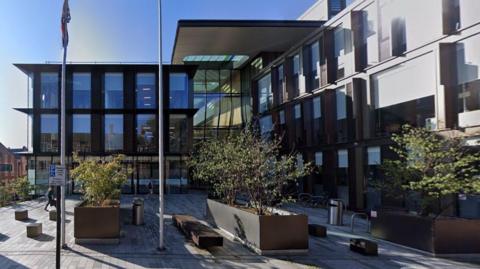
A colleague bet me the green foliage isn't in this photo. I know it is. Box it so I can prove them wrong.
[378,125,480,216]
[11,177,33,201]
[188,127,313,215]
[0,183,13,207]
[71,154,129,206]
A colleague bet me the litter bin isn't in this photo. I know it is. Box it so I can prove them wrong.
[328,199,344,226]
[132,198,144,225]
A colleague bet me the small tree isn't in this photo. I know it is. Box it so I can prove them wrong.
[188,127,312,215]
[379,125,480,216]
[71,154,128,206]
[0,183,13,207]
[11,177,33,201]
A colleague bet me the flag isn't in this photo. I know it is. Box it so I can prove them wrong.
[61,0,71,48]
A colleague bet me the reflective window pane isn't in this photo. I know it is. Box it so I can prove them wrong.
[73,73,91,109]
[72,114,91,152]
[194,70,206,92]
[136,73,156,109]
[231,96,243,127]
[104,114,123,151]
[205,95,220,127]
[169,114,188,153]
[336,86,347,120]
[105,73,123,109]
[41,114,58,152]
[258,74,272,113]
[169,73,188,109]
[193,94,206,127]
[41,73,58,108]
[313,96,321,119]
[295,104,302,119]
[137,114,156,153]
[260,115,273,136]
[206,70,219,92]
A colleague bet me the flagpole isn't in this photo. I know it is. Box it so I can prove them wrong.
[157,0,165,251]
[60,44,67,248]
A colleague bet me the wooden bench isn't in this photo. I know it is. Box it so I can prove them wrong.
[27,223,42,238]
[349,238,378,256]
[308,224,327,237]
[173,214,223,249]
[49,210,57,221]
[15,209,28,221]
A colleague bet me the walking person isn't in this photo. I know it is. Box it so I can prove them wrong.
[44,186,55,211]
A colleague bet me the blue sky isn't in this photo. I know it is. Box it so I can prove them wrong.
[0,0,316,148]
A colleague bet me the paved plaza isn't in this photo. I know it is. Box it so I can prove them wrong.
[0,193,479,269]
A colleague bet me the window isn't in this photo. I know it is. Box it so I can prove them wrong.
[334,26,346,79]
[363,3,379,65]
[0,164,12,172]
[337,149,348,186]
[104,114,123,151]
[296,153,304,169]
[40,114,58,152]
[40,73,58,108]
[336,86,347,120]
[136,73,156,109]
[169,114,188,153]
[260,115,273,136]
[372,53,436,133]
[309,42,320,90]
[313,96,322,119]
[338,149,348,168]
[105,73,123,109]
[206,70,220,92]
[169,73,188,109]
[72,73,91,108]
[279,110,286,125]
[276,65,285,103]
[367,147,381,165]
[294,104,302,119]
[292,54,300,95]
[315,152,323,166]
[72,114,91,152]
[137,114,156,152]
[258,74,272,113]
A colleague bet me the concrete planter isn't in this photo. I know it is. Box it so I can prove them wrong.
[206,199,308,255]
[371,210,480,254]
[74,201,120,244]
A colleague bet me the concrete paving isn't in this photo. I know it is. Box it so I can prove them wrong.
[0,193,479,269]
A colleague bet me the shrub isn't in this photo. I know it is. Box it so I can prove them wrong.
[71,154,129,206]
[188,127,312,215]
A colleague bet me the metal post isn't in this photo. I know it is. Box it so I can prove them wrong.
[56,186,61,269]
[60,44,67,248]
[157,0,165,251]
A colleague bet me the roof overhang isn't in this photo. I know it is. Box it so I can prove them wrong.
[172,20,324,67]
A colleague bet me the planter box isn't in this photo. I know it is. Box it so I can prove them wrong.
[206,199,308,255]
[74,202,120,244]
[371,210,480,254]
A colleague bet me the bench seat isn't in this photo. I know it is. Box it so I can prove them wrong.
[173,214,223,249]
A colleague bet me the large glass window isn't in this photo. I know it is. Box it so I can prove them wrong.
[40,73,58,108]
[136,73,156,109]
[137,114,156,153]
[366,146,381,183]
[169,114,188,153]
[279,110,286,125]
[334,26,352,79]
[315,151,323,167]
[169,73,188,109]
[363,3,379,65]
[104,114,123,151]
[104,73,123,109]
[72,73,91,109]
[372,53,436,133]
[337,149,348,185]
[40,114,58,152]
[275,65,285,104]
[72,114,91,152]
[260,115,273,136]
[258,74,272,113]
[309,42,320,90]
[336,86,347,120]
[292,54,300,95]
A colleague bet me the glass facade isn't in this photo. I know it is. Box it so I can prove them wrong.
[104,114,123,151]
[309,41,320,90]
[40,73,58,108]
[40,114,58,152]
[336,86,347,120]
[193,69,243,142]
[169,73,189,109]
[136,114,156,153]
[292,54,301,95]
[72,114,91,152]
[105,73,123,109]
[72,73,91,109]
[136,73,156,109]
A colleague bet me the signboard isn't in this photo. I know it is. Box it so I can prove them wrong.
[49,165,66,186]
